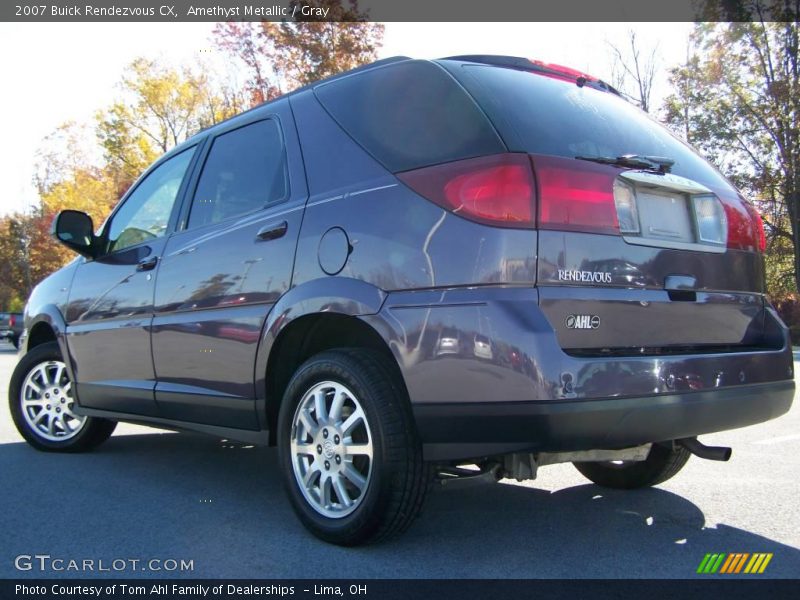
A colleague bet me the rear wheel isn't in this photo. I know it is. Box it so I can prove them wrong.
[573,443,691,489]
[277,349,428,545]
[9,342,116,452]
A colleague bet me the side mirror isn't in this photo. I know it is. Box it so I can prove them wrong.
[51,210,96,258]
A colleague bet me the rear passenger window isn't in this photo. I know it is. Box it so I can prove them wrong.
[314,60,504,172]
[188,120,287,229]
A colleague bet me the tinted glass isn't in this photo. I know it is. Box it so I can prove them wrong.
[188,120,287,229]
[107,148,193,253]
[315,60,505,172]
[454,64,735,192]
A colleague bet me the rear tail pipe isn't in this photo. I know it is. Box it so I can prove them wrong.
[678,437,732,462]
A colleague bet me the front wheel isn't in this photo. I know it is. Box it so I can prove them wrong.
[9,342,117,452]
[573,443,691,489]
[277,349,429,545]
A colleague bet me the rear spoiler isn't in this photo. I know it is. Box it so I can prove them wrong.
[440,54,622,96]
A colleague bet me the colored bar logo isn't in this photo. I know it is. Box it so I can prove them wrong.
[697,553,773,574]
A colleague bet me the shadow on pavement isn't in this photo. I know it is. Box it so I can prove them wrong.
[0,431,798,579]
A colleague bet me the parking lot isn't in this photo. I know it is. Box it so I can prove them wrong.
[1,340,798,579]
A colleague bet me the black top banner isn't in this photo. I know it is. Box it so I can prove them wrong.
[1,0,799,22]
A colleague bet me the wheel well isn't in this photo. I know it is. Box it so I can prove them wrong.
[265,313,403,444]
[27,322,57,350]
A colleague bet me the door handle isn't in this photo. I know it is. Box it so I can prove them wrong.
[256,221,288,242]
[136,256,159,271]
[665,274,697,302]
[664,275,697,290]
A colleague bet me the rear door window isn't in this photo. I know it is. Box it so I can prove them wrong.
[314,60,505,172]
[188,119,288,229]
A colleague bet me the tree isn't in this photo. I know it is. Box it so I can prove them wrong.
[31,119,120,274]
[192,58,250,128]
[272,1,385,89]
[33,121,98,200]
[0,214,30,310]
[607,30,659,113]
[213,1,384,107]
[2,57,250,307]
[0,124,97,306]
[0,210,60,308]
[96,57,243,190]
[213,22,282,105]
[663,18,800,293]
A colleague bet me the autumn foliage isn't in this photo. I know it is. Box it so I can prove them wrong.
[0,7,383,311]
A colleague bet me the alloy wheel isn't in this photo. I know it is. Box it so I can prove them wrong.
[289,381,373,519]
[20,360,86,442]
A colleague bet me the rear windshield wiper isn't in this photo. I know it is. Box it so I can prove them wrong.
[575,154,675,173]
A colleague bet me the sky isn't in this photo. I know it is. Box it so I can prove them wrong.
[0,22,695,217]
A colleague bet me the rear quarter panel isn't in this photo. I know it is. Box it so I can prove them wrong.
[289,89,538,291]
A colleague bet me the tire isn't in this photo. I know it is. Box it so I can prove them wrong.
[9,341,117,452]
[12,336,20,350]
[573,443,691,489]
[277,348,429,546]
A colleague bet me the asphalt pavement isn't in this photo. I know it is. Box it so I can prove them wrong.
[1,341,798,579]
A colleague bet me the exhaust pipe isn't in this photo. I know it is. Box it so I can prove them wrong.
[678,437,732,462]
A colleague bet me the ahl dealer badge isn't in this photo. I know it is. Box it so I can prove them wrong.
[565,315,600,330]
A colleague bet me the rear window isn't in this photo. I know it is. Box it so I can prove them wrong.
[451,64,734,192]
[314,60,505,172]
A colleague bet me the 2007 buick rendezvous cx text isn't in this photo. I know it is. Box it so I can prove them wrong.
[10,55,793,546]
[20,5,169,17]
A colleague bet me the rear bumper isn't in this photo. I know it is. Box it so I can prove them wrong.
[368,285,795,462]
[414,380,794,460]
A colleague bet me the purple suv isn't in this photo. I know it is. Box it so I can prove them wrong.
[9,55,794,545]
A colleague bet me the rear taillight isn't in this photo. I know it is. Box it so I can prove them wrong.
[692,195,727,245]
[534,155,621,235]
[725,201,766,253]
[9,315,15,327]
[397,154,535,227]
[400,152,767,256]
[747,202,767,253]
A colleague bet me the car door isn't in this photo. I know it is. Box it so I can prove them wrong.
[65,146,198,416]
[152,101,307,429]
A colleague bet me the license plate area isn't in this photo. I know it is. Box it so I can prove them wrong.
[616,171,727,253]
[637,190,694,243]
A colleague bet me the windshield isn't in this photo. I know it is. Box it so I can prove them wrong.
[452,63,735,193]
